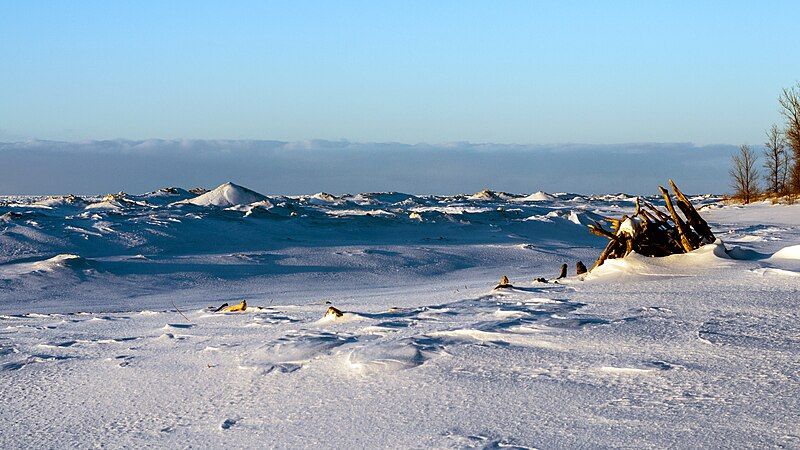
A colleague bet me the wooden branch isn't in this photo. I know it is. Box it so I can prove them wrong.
[624,234,633,255]
[641,200,672,223]
[591,237,620,270]
[600,217,621,232]
[668,179,715,243]
[658,186,694,253]
[589,222,616,240]
[638,209,657,224]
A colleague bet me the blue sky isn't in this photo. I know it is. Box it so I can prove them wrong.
[2,1,799,145]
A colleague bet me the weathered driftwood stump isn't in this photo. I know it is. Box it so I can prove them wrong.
[588,180,715,271]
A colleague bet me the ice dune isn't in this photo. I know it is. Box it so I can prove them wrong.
[467,188,517,201]
[513,191,557,202]
[307,192,341,205]
[0,253,97,278]
[32,253,92,271]
[178,182,267,207]
[32,194,87,208]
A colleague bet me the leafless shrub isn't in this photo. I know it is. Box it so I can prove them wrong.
[730,144,759,204]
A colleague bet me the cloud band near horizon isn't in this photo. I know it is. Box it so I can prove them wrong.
[0,139,739,196]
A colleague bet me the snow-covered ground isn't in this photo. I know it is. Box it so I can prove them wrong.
[1,184,798,448]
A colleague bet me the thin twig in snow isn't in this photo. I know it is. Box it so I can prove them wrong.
[171,298,191,323]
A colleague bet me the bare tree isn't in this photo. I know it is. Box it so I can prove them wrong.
[730,144,759,203]
[781,149,791,194]
[763,124,787,196]
[778,83,800,193]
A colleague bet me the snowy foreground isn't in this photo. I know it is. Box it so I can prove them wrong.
[1,184,799,448]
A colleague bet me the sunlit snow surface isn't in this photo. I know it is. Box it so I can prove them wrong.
[1,186,798,448]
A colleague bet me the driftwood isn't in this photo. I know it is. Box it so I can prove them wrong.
[212,303,229,312]
[325,306,344,318]
[494,275,514,290]
[590,180,715,270]
[669,180,715,243]
[213,300,247,313]
[226,300,247,312]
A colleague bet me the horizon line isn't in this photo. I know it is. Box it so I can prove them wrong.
[0,138,746,148]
